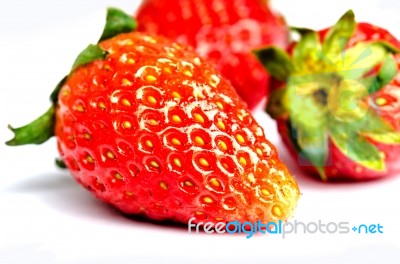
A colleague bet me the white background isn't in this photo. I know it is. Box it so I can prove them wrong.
[1,0,400,263]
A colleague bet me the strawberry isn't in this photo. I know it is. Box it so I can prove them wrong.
[7,8,299,224]
[255,10,400,181]
[136,0,288,110]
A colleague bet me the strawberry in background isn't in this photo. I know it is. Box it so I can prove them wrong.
[255,10,400,181]
[136,0,288,110]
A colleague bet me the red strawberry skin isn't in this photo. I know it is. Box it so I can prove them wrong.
[135,0,288,110]
[274,23,400,181]
[55,32,299,223]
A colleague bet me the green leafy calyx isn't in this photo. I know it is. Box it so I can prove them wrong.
[71,44,108,73]
[99,7,137,42]
[6,107,55,146]
[256,10,400,177]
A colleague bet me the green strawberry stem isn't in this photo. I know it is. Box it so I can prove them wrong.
[255,9,400,179]
[6,8,137,147]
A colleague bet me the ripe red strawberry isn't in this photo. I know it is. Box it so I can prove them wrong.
[136,0,288,110]
[7,8,299,224]
[255,10,400,181]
